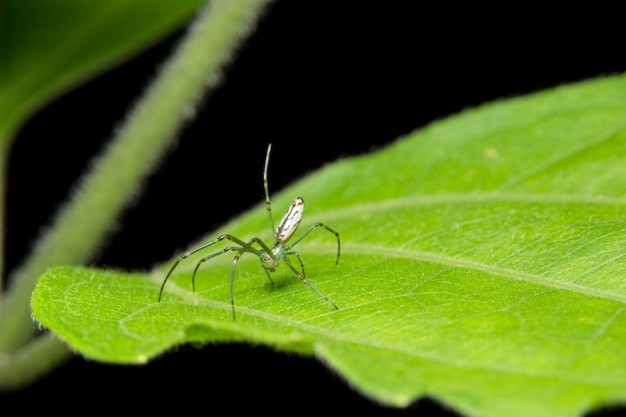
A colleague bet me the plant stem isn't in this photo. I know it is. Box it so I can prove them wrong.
[0,0,273,385]
[0,335,71,391]
[0,138,7,294]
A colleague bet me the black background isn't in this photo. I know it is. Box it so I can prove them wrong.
[4,2,626,415]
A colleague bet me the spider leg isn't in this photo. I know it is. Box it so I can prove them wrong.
[159,234,263,302]
[245,236,276,285]
[262,267,275,285]
[192,246,241,292]
[283,256,338,310]
[228,237,274,320]
[287,222,340,265]
[285,249,306,277]
[264,143,276,235]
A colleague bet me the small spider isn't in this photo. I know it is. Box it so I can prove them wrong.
[158,143,340,319]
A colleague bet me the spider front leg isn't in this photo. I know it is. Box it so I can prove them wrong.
[191,236,274,293]
[227,237,276,320]
[282,255,338,311]
[191,246,241,293]
[158,234,264,302]
[286,249,307,278]
[288,222,340,265]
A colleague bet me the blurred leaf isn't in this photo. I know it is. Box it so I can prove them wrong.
[0,0,204,137]
[32,74,626,417]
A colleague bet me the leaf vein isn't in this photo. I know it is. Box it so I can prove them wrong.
[346,244,626,304]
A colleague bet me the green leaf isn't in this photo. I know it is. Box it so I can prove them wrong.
[0,0,204,138]
[32,74,626,417]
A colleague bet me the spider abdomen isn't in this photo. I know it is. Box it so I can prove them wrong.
[276,197,304,242]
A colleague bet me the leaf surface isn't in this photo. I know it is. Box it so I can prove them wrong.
[32,75,626,417]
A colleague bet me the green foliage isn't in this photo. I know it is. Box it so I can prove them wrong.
[32,74,626,417]
[0,0,205,138]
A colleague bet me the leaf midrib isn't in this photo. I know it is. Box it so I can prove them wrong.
[344,244,626,304]
[281,240,626,310]
[319,193,626,222]
[149,190,626,305]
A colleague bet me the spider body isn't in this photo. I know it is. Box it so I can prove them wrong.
[158,144,340,319]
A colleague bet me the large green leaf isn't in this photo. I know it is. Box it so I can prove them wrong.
[32,74,626,417]
[0,0,204,138]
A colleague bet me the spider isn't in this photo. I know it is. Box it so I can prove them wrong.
[158,143,340,319]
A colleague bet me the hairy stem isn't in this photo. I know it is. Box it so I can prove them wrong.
[0,335,71,391]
